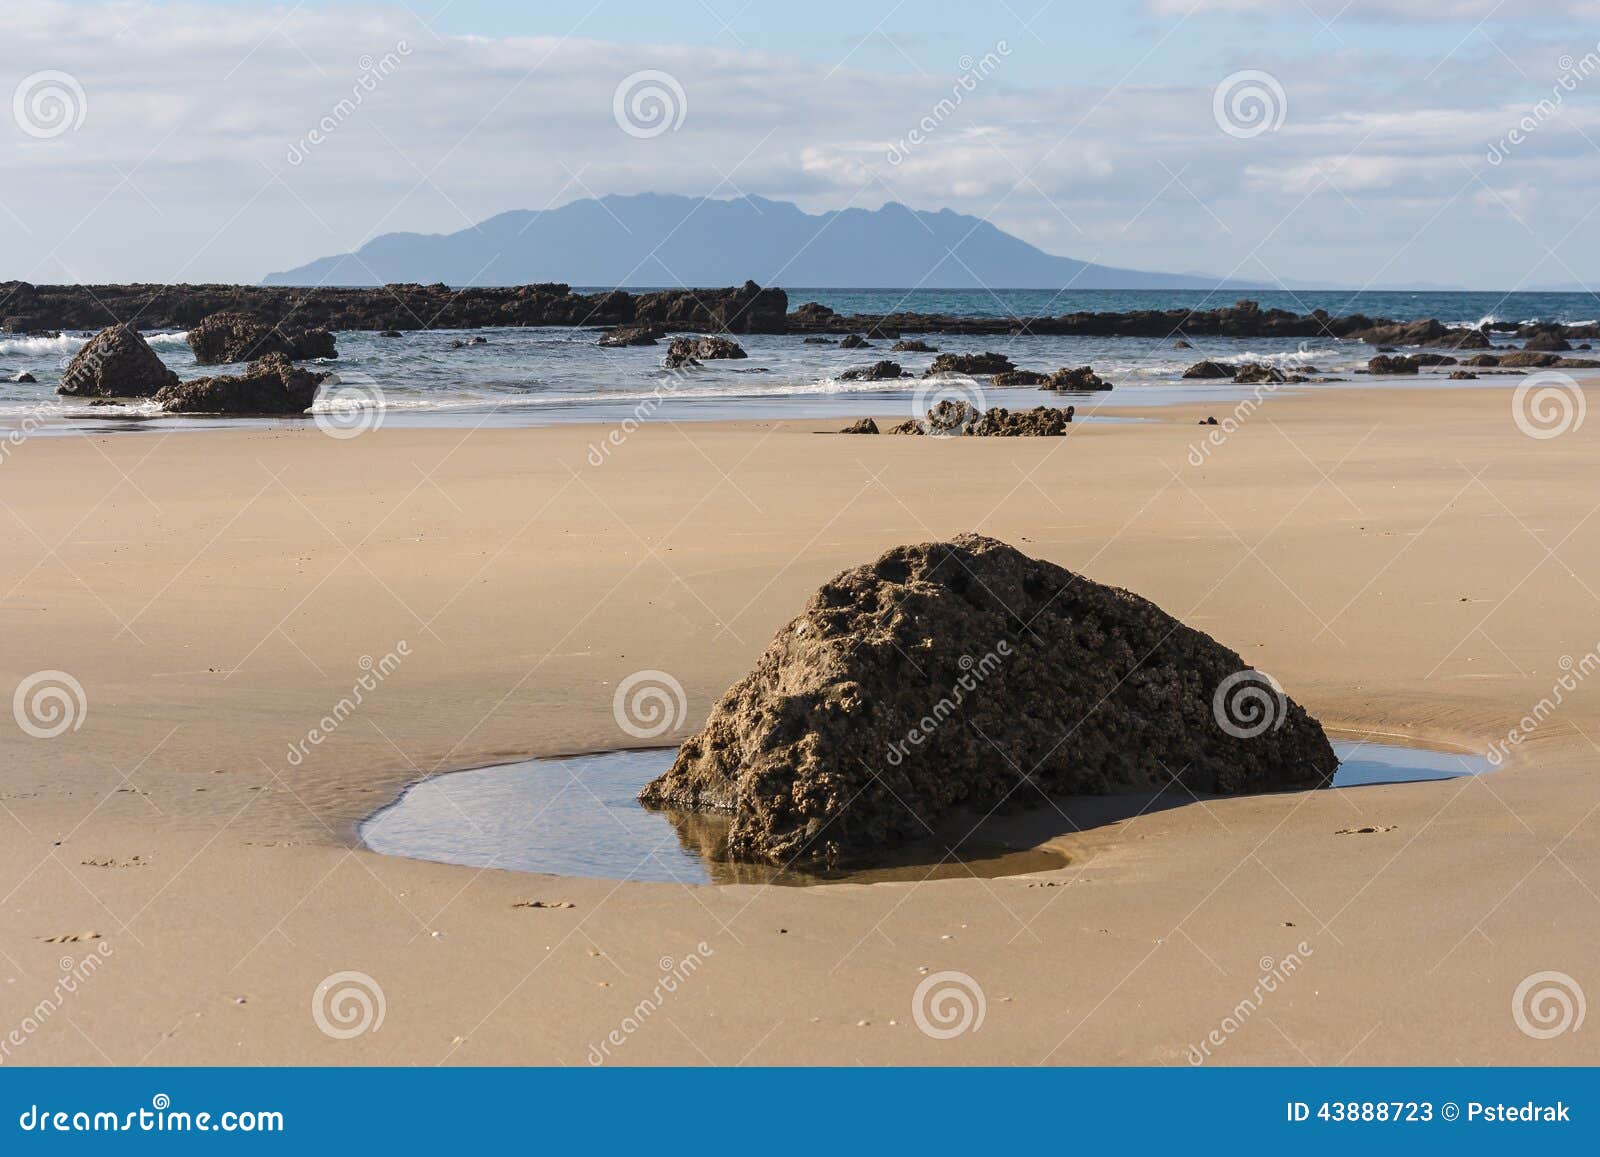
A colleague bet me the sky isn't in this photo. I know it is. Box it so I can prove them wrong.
[2,0,1598,288]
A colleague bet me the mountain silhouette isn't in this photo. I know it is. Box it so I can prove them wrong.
[262,193,1268,290]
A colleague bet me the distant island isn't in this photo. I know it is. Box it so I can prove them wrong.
[261,193,1274,291]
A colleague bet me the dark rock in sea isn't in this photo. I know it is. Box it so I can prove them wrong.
[154,353,330,415]
[1376,346,1397,353]
[839,417,880,434]
[803,336,833,345]
[791,301,837,327]
[1522,331,1572,352]
[598,325,660,347]
[1408,353,1458,367]
[925,351,1015,376]
[1353,319,1490,350]
[838,360,909,382]
[1464,353,1501,367]
[57,325,180,397]
[448,335,489,349]
[1448,371,1478,380]
[187,311,335,366]
[991,369,1050,387]
[1182,360,1232,380]
[1173,339,1193,349]
[379,329,402,338]
[969,406,1071,436]
[664,335,748,369]
[12,371,36,383]
[1045,365,1111,392]
[1367,355,1419,375]
[1499,351,1561,368]
[1232,363,1285,385]
[890,339,937,353]
[839,334,871,349]
[639,534,1336,866]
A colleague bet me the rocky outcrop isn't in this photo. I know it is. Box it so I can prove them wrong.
[1351,319,1491,349]
[969,406,1071,436]
[925,351,1015,376]
[57,325,180,397]
[839,334,871,349]
[1498,351,1560,368]
[1182,360,1232,379]
[11,371,36,383]
[664,335,748,369]
[640,534,1336,866]
[1044,366,1111,391]
[154,353,330,414]
[1232,363,1285,385]
[890,339,937,353]
[991,369,1050,387]
[186,311,336,365]
[838,360,909,381]
[1522,331,1572,352]
[839,417,880,434]
[1367,355,1419,375]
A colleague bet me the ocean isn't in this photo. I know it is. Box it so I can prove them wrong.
[2,289,1591,434]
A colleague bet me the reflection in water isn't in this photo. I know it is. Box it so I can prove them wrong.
[359,738,1492,885]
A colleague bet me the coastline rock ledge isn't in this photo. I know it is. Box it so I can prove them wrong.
[640,534,1336,867]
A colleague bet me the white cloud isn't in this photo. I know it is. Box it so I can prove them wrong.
[0,1,1597,288]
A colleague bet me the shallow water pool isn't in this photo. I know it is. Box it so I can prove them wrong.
[360,738,1491,885]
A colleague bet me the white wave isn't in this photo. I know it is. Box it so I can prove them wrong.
[0,329,187,357]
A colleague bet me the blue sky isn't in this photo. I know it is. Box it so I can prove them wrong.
[2,1,1597,288]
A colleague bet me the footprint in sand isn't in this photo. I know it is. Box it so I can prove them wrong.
[1336,825,1398,835]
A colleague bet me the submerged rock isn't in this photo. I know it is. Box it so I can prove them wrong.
[890,339,938,353]
[664,335,747,369]
[57,325,179,397]
[925,351,1014,376]
[598,325,660,347]
[838,360,909,382]
[839,333,871,349]
[187,311,335,365]
[640,534,1336,866]
[154,353,329,414]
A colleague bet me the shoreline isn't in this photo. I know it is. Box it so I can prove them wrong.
[2,381,1597,1064]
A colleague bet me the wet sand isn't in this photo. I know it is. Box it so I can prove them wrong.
[1,384,1597,1064]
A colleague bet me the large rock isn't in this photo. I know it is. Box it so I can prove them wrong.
[154,353,329,414]
[186,311,336,365]
[1182,360,1232,379]
[925,351,1014,376]
[1045,365,1111,391]
[969,405,1071,435]
[641,534,1336,866]
[838,360,909,382]
[664,335,747,369]
[57,324,179,397]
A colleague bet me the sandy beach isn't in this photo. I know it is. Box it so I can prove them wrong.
[2,382,1597,1066]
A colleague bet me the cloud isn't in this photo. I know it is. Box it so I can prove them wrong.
[1,1,1598,288]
